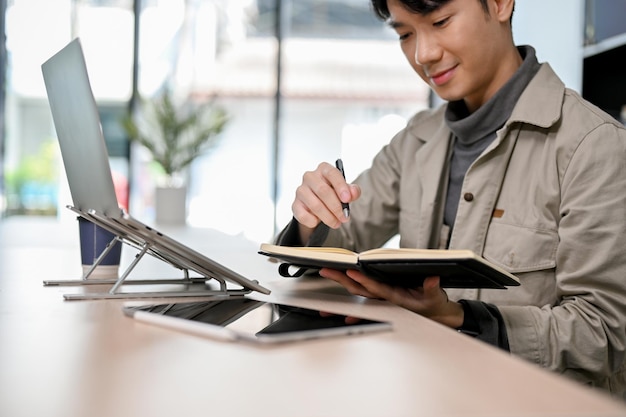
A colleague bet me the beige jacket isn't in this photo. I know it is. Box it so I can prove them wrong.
[321,63,626,396]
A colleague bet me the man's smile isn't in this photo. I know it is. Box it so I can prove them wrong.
[428,65,457,86]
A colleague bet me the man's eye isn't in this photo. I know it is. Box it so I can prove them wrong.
[433,17,449,27]
[398,33,410,41]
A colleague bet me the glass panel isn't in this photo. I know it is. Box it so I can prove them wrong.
[3,0,133,219]
[275,0,430,234]
[131,0,277,242]
[4,0,71,216]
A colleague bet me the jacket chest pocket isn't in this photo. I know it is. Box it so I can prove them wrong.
[482,221,558,273]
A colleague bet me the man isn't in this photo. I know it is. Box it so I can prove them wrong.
[277,0,626,397]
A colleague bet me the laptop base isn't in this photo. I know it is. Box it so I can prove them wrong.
[61,291,250,301]
[43,277,253,301]
[42,206,261,301]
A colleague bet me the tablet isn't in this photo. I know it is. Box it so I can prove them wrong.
[123,298,392,344]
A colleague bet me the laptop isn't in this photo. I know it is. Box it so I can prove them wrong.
[41,38,270,299]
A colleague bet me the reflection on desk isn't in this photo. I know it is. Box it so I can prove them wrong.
[1,216,625,417]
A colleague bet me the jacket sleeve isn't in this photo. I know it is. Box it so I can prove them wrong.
[275,107,442,252]
[321,120,426,251]
[500,121,626,387]
[275,138,403,251]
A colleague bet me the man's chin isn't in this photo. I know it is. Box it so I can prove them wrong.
[431,87,464,104]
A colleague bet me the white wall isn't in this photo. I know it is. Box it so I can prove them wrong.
[513,0,585,92]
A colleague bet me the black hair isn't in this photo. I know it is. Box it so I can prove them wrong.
[370,0,491,21]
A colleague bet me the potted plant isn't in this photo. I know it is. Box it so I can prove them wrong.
[121,90,229,223]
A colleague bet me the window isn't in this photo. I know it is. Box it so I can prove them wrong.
[1,0,429,244]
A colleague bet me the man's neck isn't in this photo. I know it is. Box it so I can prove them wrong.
[464,46,523,113]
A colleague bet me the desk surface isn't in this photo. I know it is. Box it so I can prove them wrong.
[1,216,625,417]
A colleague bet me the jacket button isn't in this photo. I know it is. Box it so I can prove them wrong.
[463,193,474,202]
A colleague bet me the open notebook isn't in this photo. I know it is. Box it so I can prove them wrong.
[41,38,269,300]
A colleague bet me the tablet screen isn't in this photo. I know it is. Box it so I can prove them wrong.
[124,298,392,344]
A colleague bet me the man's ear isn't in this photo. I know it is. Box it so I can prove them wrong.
[490,0,515,23]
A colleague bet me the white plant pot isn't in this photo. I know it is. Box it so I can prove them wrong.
[155,185,187,224]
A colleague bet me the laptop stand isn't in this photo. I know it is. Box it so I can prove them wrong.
[43,206,268,301]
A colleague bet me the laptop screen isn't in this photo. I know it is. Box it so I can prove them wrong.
[41,38,122,218]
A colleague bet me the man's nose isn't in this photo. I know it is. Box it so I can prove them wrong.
[415,34,440,66]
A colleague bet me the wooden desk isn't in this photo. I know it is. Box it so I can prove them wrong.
[1,216,625,417]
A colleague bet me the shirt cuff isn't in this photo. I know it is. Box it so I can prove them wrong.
[275,217,329,247]
[457,299,510,351]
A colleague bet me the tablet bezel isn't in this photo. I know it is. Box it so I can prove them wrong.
[123,298,392,344]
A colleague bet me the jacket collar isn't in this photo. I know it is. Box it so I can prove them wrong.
[409,105,448,144]
[508,63,565,129]
[412,62,565,140]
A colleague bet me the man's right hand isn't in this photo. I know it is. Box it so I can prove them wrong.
[292,161,361,243]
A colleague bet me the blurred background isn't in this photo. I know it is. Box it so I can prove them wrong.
[0,0,624,244]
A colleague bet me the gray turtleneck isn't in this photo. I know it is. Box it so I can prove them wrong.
[443,46,541,231]
[445,46,541,346]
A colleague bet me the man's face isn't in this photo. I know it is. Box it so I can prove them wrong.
[387,0,516,112]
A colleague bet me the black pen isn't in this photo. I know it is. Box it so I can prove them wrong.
[335,158,350,218]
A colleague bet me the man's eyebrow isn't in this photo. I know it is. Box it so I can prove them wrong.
[387,20,405,29]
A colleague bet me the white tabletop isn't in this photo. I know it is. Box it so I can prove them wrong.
[1,216,625,417]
